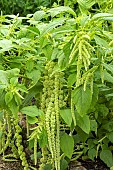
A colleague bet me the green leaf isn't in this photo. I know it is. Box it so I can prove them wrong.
[22,83,41,107]
[72,85,92,115]
[96,104,109,117]
[14,94,22,106]
[0,111,4,120]
[39,129,48,148]
[76,127,89,142]
[88,148,96,160]
[92,13,113,20]
[58,51,67,70]
[60,159,68,170]
[52,25,74,36]
[0,70,8,85]
[51,48,59,60]
[40,19,65,37]
[104,70,113,83]
[94,35,109,48]
[67,73,76,87]
[60,133,74,159]
[77,0,96,9]
[21,106,43,117]
[7,68,20,78]
[8,98,19,116]
[33,11,46,21]
[60,109,72,127]
[44,164,52,170]
[107,132,113,143]
[0,131,3,139]
[102,121,113,132]
[5,92,13,105]
[27,116,38,124]
[90,120,97,134]
[103,63,113,75]
[48,6,76,18]
[27,26,40,35]
[26,69,41,85]
[42,45,53,60]
[77,115,90,134]
[100,150,113,168]
[0,39,13,52]
[10,77,18,86]
[26,60,34,72]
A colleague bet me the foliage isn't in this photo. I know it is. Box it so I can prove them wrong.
[0,0,57,16]
[0,0,113,170]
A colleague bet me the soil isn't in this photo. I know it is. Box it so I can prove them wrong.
[0,156,23,170]
[0,156,110,170]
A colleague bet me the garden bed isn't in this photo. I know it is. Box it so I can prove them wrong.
[0,156,109,170]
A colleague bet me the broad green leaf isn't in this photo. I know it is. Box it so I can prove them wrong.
[102,17,113,22]
[87,139,96,149]
[7,68,20,77]
[100,150,113,168]
[0,70,8,85]
[60,133,74,159]
[90,120,97,133]
[0,111,4,120]
[22,84,41,107]
[60,159,68,170]
[107,132,113,143]
[0,131,2,138]
[104,70,113,83]
[77,0,96,9]
[48,6,76,17]
[21,106,43,117]
[0,91,6,109]
[67,73,76,87]
[103,63,113,75]
[5,92,13,105]
[88,148,96,160]
[14,94,22,106]
[10,77,18,85]
[42,45,53,60]
[17,84,28,93]
[27,116,38,124]
[105,93,113,97]
[96,104,109,117]
[8,98,19,116]
[44,164,52,170]
[63,39,72,59]
[0,84,7,90]
[76,127,89,142]
[26,69,41,85]
[27,26,40,35]
[26,60,34,72]
[58,51,67,70]
[60,109,72,127]
[39,129,48,148]
[92,13,113,20]
[0,39,13,52]
[51,48,59,60]
[40,36,49,48]
[33,11,46,21]
[72,85,92,115]
[40,19,65,37]
[77,115,90,134]
[52,25,74,36]
[102,121,113,132]
[94,35,109,48]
